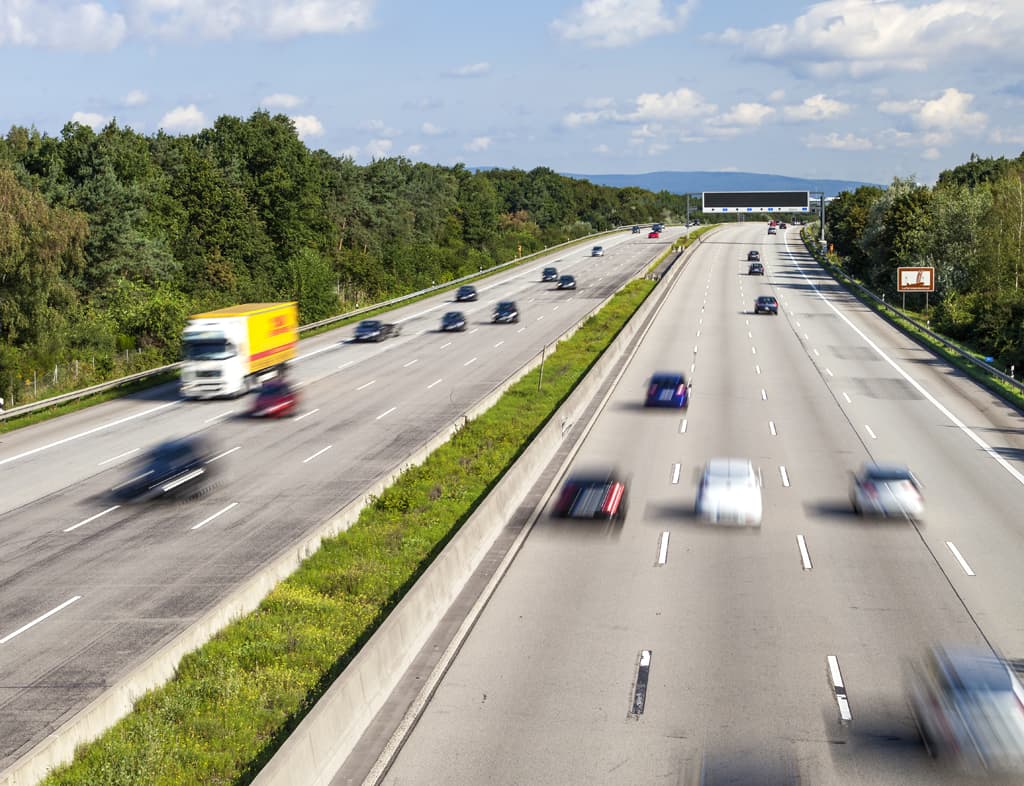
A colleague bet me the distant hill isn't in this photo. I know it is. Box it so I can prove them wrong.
[562,170,880,198]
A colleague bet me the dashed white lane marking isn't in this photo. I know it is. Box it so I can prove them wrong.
[827,655,852,722]
[761,389,767,401]
[752,346,757,355]
[657,532,670,566]
[302,445,333,464]
[842,392,852,404]
[427,378,443,389]
[207,446,241,463]
[64,506,120,533]
[864,424,877,440]
[1,596,82,644]
[795,321,801,327]
[440,342,452,349]
[769,421,777,436]
[469,328,479,334]
[402,359,418,368]
[537,315,545,321]
[696,330,701,337]
[748,331,753,338]
[690,363,695,373]
[694,345,698,354]
[98,448,139,466]
[338,360,355,371]
[755,364,761,374]
[204,410,233,424]
[494,341,504,348]
[804,333,810,340]
[780,466,790,487]
[797,535,812,570]
[671,463,681,484]
[825,368,834,377]
[191,502,239,531]
[294,408,319,421]
[376,407,396,420]
[946,542,976,576]
[553,305,560,311]
[680,419,688,434]
[464,357,477,366]
[813,348,820,357]
[356,380,376,391]
[517,327,526,333]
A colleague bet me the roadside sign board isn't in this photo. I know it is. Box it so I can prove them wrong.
[702,191,810,213]
[897,267,935,292]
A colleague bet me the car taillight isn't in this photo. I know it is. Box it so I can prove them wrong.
[649,385,658,397]
[863,481,878,498]
[676,384,686,398]
[602,483,624,514]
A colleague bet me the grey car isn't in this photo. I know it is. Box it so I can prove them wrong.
[850,462,923,519]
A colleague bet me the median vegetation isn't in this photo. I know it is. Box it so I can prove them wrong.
[42,277,657,786]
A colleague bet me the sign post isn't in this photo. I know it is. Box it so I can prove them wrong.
[897,266,935,314]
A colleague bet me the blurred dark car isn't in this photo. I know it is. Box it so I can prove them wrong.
[631,225,641,233]
[553,470,628,520]
[250,377,299,418]
[754,295,779,314]
[440,311,467,332]
[455,285,478,302]
[645,372,690,408]
[648,230,660,239]
[780,222,788,229]
[493,301,519,323]
[747,250,760,262]
[591,245,605,257]
[749,262,765,275]
[557,274,577,290]
[652,223,664,232]
[353,319,401,342]
[112,435,215,502]
[542,266,559,282]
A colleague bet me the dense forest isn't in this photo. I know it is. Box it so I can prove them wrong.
[0,111,689,405]
[824,151,1024,372]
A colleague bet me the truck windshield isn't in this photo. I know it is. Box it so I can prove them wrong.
[183,339,235,361]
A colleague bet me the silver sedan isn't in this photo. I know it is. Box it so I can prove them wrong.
[850,462,924,519]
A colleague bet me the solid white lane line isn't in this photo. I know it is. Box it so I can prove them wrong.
[780,466,790,487]
[294,408,320,421]
[755,364,761,374]
[842,392,852,403]
[464,357,477,366]
[826,368,834,377]
[0,401,179,467]
[797,535,812,570]
[402,359,418,368]
[98,448,140,466]
[494,341,504,348]
[1,596,82,644]
[376,407,397,420]
[946,542,976,576]
[864,424,877,439]
[827,655,853,722]
[761,389,767,401]
[657,532,670,566]
[427,378,442,389]
[64,506,120,533]
[356,380,376,391]
[302,445,332,464]
[440,342,452,349]
[680,418,688,433]
[769,421,777,436]
[671,463,681,484]
[207,446,241,463]
[191,502,239,531]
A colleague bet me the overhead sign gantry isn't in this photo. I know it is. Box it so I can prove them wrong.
[702,191,810,213]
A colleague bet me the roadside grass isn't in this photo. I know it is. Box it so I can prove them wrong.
[42,278,657,786]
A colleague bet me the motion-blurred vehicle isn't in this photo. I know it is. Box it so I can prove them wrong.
[695,458,762,526]
[648,230,660,239]
[542,266,559,282]
[112,435,216,502]
[631,225,641,233]
[652,223,664,233]
[493,301,519,323]
[747,250,760,262]
[780,222,788,229]
[591,245,605,257]
[910,646,1024,774]
[749,262,765,275]
[552,469,628,520]
[353,319,401,342]
[768,226,777,235]
[455,285,478,302]
[440,311,467,332]
[850,462,923,519]
[557,274,576,290]
[754,295,779,315]
[645,372,690,408]
[250,377,299,418]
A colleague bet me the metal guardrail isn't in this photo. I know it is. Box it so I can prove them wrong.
[0,225,653,423]
[801,231,1024,396]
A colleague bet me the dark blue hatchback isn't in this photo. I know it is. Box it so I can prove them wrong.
[645,372,690,408]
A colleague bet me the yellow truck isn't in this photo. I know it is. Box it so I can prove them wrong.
[180,302,298,399]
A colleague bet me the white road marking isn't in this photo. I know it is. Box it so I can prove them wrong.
[402,359,418,368]
[517,327,526,333]
[864,424,877,439]
[946,542,976,576]
[797,535,812,570]
[204,410,233,424]
[780,466,790,487]
[294,408,319,421]
[494,341,504,348]
[757,466,764,487]
[694,345,698,354]
[98,448,139,466]
[769,421,777,436]
[755,364,761,374]
[440,342,452,349]
[842,392,852,404]
[813,348,820,357]
[338,360,355,371]
[657,532,670,566]
[191,502,239,531]
[302,445,333,464]
[64,506,119,533]
[752,346,757,355]
[804,333,809,340]
[690,363,695,373]
[469,328,479,335]
[537,315,545,321]
[207,445,241,463]
[464,357,477,366]
[427,378,443,389]
[680,419,688,433]
[826,368,834,377]
[553,305,559,311]
[356,380,376,391]
[748,331,753,339]
[761,389,767,401]
[376,407,397,420]
[0,401,179,467]
[696,330,701,337]
[528,298,535,303]
[795,321,801,328]
[1,596,82,644]
[827,655,852,722]
[671,463,681,484]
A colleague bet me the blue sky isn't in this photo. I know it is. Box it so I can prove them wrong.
[2,0,1023,185]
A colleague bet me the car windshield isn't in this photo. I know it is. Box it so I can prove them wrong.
[183,338,235,361]
[865,465,914,482]
[359,321,380,329]
[652,375,684,388]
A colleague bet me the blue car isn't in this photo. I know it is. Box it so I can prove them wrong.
[645,372,690,408]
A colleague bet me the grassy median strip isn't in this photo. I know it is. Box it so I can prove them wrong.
[43,278,657,786]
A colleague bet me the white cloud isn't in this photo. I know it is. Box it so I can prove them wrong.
[366,138,393,157]
[991,128,1024,145]
[563,109,614,128]
[631,124,661,139]
[878,88,987,138]
[922,147,942,159]
[584,97,615,109]
[262,93,302,109]
[421,122,444,135]
[362,119,399,136]
[805,132,873,151]
[71,111,108,129]
[783,94,850,121]
[715,102,775,126]
[646,142,670,155]
[159,104,206,133]
[552,0,697,48]
[465,136,492,152]
[768,89,785,102]
[630,87,716,121]
[593,143,611,153]
[447,61,491,77]
[123,89,148,107]
[0,1,127,51]
[406,143,423,155]
[291,115,324,139]
[338,145,360,159]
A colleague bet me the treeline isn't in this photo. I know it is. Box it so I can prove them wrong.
[0,111,688,403]
[825,152,1024,369]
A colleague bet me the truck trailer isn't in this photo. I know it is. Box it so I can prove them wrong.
[180,302,298,399]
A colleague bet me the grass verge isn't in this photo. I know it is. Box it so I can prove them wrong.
[42,277,658,786]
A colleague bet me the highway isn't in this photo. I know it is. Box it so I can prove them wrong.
[0,228,683,772]
[368,224,1024,785]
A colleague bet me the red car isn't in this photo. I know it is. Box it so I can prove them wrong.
[648,230,660,239]
[250,378,300,417]
[553,470,628,520]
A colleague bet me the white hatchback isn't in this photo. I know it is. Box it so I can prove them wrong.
[850,462,923,519]
[695,458,762,526]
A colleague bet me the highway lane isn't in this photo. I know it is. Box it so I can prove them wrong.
[0,228,685,771]
[376,224,1024,785]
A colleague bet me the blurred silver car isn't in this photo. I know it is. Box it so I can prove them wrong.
[695,458,762,526]
[910,646,1024,774]
[850,462,923,519]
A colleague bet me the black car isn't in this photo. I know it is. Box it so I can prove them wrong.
[354,319,401,342]
[754,296,779,315]
[749,262,765,275]
[631,225,641,234]
[557,274,576,290]
[553,470,628,520]
[493,301,519,323]
[652,223,664,233]
[541,266,559,282]
[455,285,478,302]
[440,311,467,332]
[112,435,216,502]
[747,250,760,262]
